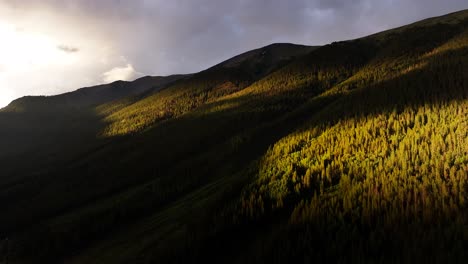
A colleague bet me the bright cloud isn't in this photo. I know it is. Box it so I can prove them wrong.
[0,87,14,109]
[0,3,136,108]
[102,64,141,83]
[0,22,77,107]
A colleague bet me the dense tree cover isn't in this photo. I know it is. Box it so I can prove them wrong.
[236,22,468,262]
[0,10,467,264]
[100,44,315,136]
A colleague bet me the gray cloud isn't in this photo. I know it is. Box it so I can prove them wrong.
[0,0,466,107]
[57,44,79,53]
[47,0,466,75]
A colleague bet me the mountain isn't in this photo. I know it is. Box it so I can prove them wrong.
[0,9,467,264]
[3,74,188,112]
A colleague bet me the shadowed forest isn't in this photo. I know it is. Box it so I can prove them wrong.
[0,9,467,264]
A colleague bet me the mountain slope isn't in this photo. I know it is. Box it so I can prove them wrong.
[236,26,468,263]
[0,42,318,240]
[0,9,467,264]
[0,74,187,182]
[99,43,317,136]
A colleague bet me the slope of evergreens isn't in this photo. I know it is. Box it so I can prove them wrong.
[0,9,467,264]
[233,15,468,263]
[100,43,316,136]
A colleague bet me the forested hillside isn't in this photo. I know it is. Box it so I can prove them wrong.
[0,9,467,264]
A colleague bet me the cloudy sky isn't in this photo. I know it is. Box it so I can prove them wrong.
[0,0,466,107]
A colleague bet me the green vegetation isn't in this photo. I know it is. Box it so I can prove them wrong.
[0,9,467,264]
[100,44,316,136]
[234,19,468,263]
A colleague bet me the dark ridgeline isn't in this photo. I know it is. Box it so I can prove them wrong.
[0,9,467,264]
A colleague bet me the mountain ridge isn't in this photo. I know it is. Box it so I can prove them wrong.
[2,43,317,113]
[2,74,189,112]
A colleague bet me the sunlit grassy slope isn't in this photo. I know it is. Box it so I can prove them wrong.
[0,9,467,264]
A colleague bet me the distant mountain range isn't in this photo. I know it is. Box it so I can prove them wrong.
[0,9,467,264]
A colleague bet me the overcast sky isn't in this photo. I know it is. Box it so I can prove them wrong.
[0,0,466,107]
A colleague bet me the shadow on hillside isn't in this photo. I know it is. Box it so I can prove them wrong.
[0,108,110,178]
[299,43,468,133]
[0,107,114,230]
[1,22,467,263]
